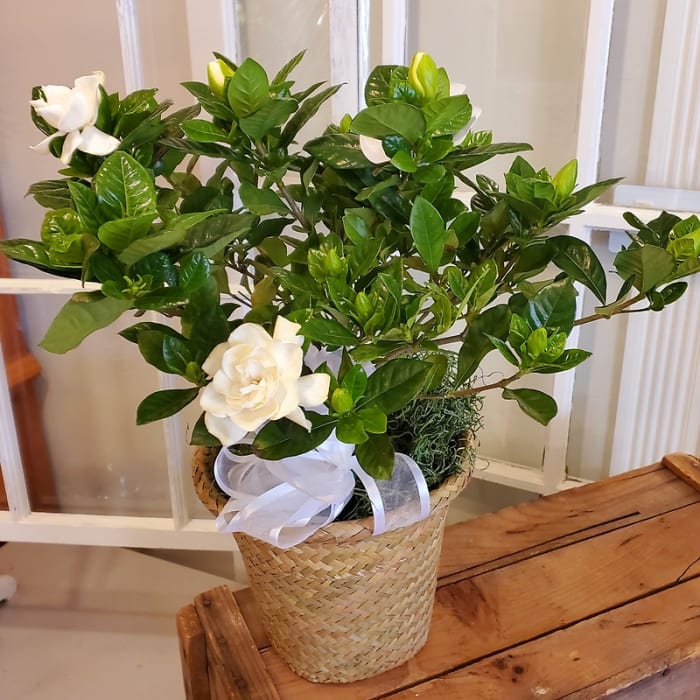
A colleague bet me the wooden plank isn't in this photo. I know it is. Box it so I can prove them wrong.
[194,586,280,700]
[438,464,700,582]
[176,603,210,700]
[383,578,700,699]
[663,453,700,493]
[261,502,700,700]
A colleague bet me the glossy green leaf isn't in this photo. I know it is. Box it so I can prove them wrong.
[27,179,73,209]
[181,119,229,143]
[550,235,607,303]
[94,152,157,219]
[360,358,429,414]
[68,181,105,233]
[526,280,577,334]
[422,95,472,136]
[240,98,298,140]
[301,317,357,346]
[190,412,220,446]
[357,407,387,434]
[279,86,341,146]
[305,133,373,169]
[341,364,368,401]
[355,434,395,479]
[226,58,269,117]
[239,182,288,215]
[117,224,188,265]
[39,293,132,353]
[410,196,446,274]
[502,388,557,425]
[457,304,511,383]
[97,214,154,252]
[614,245,675,293]
[336,413,369,444]
[136,387,200,425]
[253,413,336,459]
[351,103,426,142]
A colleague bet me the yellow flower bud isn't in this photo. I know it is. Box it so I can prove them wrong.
[408,52,439,101]
[207,59,235,98]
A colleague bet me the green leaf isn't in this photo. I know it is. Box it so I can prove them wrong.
[253,413,335,459]
[552,159,578,199]
[360,358,429,414]
[355,434,395,479]
[94,152,157,219]
[390,150,417,172]
[526,280,577,334]
[0,238,82,279]
[190,412,220,446]
[137,330,173,373]
[181,212,254,252]
[305,133,373,169]
[485,335,519,366]
[97,214,154,252]
[351,103,426,142]
[279,85,341,146]
[364,64,399,105]
[136,387,200,425]
[531,348,592,374]
[27,179,73,209]
[181,119,229,143]
[39,293,132,353]
[336,413,369,444]
[239,182,288,215]
[68,181,105,233]
[550,236,607,303]
[357,407,386,434]
[178,251,210,292]
[502,388,557,425]
[341,364,368,401]
[569,177,622,209]
[117,224,188,265]
[410,196,446,274]
[423,95,472,136]
[132,252,178,287]
[301,317,357,346]
[501,389,557,425]
[457,304,511,383]
[272,50,306,85]
[119,321,184,344]
[240,98,298,140]
[227,58,270,117]
[614,245,675,293]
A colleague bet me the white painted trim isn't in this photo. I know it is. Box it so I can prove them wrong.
[357,0,371,108]
[381,0,407,65]
[646,0,700,189]
[0,279,100,295]
[473,456,587,494]
[575,0,615,186]
[0,342,31,519]
[329,0,360,122]
[115,0,144,92]
[0,511,234,550]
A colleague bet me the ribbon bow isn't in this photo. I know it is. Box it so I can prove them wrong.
[213,433,430,548]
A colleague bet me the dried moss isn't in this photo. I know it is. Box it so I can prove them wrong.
[339,356,482,521]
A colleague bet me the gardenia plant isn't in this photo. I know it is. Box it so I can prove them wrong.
[4,51,700,483]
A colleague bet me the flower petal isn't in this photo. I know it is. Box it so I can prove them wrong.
[297,373,330,408]
[284,406,312,431]
[78,125,120,156]
[229,323,273,347]
[57,91,92,133]
[199,383,231,416]
[30,133,61,154]
[272,316,302,343]
[59,130,82,164]
[32,103,67,130]
[202,342,230,377]
[73,73,103,124]
[204,412,248,446]
[359,135,388,164]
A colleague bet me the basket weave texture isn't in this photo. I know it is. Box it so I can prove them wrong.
[192,446,470,683]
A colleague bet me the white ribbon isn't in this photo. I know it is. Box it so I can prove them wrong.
[213,432,431,549]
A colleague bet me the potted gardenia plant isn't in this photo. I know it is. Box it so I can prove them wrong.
[3,51,700,683]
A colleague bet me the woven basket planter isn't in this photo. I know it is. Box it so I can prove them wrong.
[192,446,470,683]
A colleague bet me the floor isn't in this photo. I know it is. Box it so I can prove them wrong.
[0,542,243,700]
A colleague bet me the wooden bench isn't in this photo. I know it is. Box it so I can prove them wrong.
[177,453,700,699]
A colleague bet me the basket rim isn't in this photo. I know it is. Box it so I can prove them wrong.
[192,445,471,545]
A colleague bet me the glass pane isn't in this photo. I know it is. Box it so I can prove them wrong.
[598,0,666,187]
[239,0,333,142]
[407,0,588,183]
[0,292,173,517]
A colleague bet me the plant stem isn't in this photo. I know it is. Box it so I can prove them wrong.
[573,293,645,326]
[420,371,522,400]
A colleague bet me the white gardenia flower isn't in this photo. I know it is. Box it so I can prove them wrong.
[200,317,331,446]
[30,71,120,165]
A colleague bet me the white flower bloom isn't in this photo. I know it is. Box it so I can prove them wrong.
[30,72,120,165]
[200,317,331,446]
